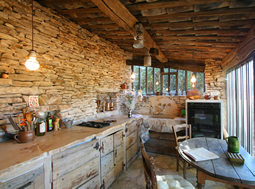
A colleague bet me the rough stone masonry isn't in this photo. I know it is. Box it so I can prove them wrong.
[0,0,132,127]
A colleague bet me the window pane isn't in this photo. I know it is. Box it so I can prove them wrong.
[140,67,146,94]
[178,70,186,95]
[154,68,161,93]
[170,74,176,95]
[164,68,169,73]
[227,59,254,157]
[163,75,169,93]
[170,68,177,72]
[187,71,193,90]
[147,67,153,94]
[196,72,204,93]
[133,66,139,92]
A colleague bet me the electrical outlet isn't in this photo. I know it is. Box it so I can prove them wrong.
[211,92,218,96]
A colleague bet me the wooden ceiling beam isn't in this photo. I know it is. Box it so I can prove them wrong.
[137,7,255,22]
[146,20,255,30]
[37,0,91,5]
[91,0,168,63]
[153,36,242,41]
[149,29,249,36]
[221,24,255,69]
[126,0,229,12]
[126,59,205,72]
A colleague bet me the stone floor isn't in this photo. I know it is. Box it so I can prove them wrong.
[110,153,234,189]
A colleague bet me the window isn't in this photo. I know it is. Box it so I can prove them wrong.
[227,59,254,157]
[132,66,205,95]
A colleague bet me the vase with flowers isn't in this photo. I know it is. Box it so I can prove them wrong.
[124,90,137,118]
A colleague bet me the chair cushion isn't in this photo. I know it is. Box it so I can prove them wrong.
[157,175,195,189]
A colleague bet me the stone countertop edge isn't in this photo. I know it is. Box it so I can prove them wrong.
[0,114,143,176]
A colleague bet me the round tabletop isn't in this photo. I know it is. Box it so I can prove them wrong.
[178,137,255,185]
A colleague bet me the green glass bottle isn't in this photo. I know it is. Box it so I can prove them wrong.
[35,118,46,136]
[47,112,53,132]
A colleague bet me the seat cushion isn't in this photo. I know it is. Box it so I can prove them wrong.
[157,175,195,189]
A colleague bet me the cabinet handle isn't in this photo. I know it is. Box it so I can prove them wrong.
[18,181,33,189]
[100,142,104,153]
[122,132,125,140]
[100,179,105,189]
[94,142,100,150]
[125,128,128,133]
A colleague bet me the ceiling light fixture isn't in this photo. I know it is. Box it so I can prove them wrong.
[191,74,197,88]
[25,0,40,71]
[131,71,136,82]
[144,50,151,67]
[133,22,144,48]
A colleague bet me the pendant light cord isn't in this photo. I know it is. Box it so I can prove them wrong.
[32,0,34,51]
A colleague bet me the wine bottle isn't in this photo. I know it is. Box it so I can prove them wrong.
[47,112,53,131]
[35,118,46,136]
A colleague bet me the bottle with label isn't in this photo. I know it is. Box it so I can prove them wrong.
[35,118,46,136]
[47,112,53,132]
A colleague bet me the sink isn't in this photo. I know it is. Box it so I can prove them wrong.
[148,115,175,119]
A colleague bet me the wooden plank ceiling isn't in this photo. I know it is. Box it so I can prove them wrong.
[36,0,255,72]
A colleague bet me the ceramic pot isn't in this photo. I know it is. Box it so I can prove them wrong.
[14,130,35,143]
[227,136,239,153]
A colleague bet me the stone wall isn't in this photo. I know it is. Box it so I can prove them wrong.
[0,0,131,127]
[204,59,227,129]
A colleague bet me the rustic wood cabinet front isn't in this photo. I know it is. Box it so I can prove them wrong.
[52,138,100,189]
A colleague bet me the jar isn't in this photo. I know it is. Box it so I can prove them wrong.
[2,72,9,79]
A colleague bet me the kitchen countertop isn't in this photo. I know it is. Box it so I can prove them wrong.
[0,114,143,175]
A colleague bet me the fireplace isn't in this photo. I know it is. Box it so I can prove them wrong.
[186,100,223,139]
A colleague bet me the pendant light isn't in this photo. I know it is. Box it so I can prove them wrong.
[25,0,40,71]
[133,22,144,48]
[131,71,136,82]
[191,74,197,88]
[144,50,151,67]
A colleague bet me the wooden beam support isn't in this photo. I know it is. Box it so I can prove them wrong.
[126,59,205,72]
[137,7,255,22]
[146,20,255,30]
[148,29,249,36]
[221,24,255,69]
[91,0,168,63]
[126,0,229,12]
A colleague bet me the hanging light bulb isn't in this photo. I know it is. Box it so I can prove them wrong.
[25,51,40,71]
[133,22,144,48]
[155,81,159,85]
[131,71,136,82]
[191,74,197,88]
[144,50,151,67]
[25,0,40,71]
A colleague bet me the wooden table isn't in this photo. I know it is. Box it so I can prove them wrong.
[178,137,255,189]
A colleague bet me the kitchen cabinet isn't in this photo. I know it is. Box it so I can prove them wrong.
[52,138,100,189]
[125,119,141,169]
[100,129,125,189]
[0,155,50,189]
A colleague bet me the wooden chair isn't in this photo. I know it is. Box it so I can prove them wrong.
[140,141,195,189]
[172,124,192,179]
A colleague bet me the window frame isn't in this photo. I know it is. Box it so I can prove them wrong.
[132,66,205,95]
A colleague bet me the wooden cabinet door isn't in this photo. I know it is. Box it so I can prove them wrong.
[52,139,100,189]
[113,129,124,148]
[126,142,138,169]
[126,131,137,149]
[114,159,124,180]
[77,175,100,189]
[114,143,124,164]
[101,152,114,178]
[100,135,114,157]
[125,120,137,136]
[0,166,44,189]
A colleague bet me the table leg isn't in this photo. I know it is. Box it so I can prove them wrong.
[197,169,206,189]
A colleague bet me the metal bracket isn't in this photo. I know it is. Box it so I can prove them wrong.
[94,142,100,150]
